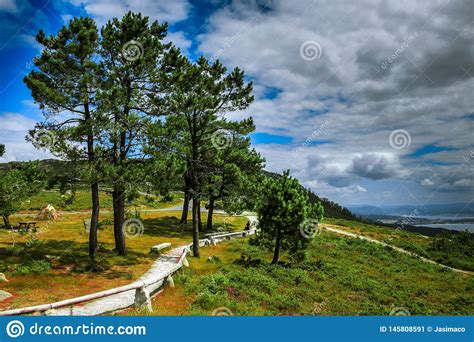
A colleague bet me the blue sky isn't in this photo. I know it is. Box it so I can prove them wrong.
[0,0,473,207]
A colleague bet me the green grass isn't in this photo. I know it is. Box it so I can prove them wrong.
[125,231,473,316]
[18,189,183,211]
[323,217,474,272]
[0,208,247,310]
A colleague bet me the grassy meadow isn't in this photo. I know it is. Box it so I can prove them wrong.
[0,189,472,316]
[124,232,473,316]
[0,189,247,310]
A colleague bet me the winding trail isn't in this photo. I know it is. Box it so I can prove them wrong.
[321,224,473,275]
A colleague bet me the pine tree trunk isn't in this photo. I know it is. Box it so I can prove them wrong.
[197,199,202,232]
[85,103,99,261]
[113,186,126,255]
[206,197,215,231]
[180,190,190,224]
[2,215,11,229]
[192,196,200,257]
[272,227,282,264]
[89,181,100,260]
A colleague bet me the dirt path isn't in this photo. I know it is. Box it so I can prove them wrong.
[321,224,473,276]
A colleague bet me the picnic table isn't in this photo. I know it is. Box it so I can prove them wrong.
[17,222,38,233]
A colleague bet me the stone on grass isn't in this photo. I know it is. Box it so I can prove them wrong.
[0,290,12,302]
[0,273,8,282]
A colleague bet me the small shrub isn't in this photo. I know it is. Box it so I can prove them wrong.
[159,193,174,202]
[13,260,51,276]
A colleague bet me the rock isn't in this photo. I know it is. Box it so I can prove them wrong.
[38,204,59,220]
[0,273,8,282]
[206,256,222,264]
[0,290,12,301]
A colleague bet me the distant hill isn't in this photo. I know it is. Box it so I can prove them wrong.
[348,203,474,218]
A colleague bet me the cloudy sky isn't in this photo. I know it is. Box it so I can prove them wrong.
[0,0,473,207]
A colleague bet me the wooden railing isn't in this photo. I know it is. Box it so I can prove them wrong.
[0,228,258,316]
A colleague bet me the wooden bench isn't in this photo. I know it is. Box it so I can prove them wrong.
[17,222,37,233]
[150,243,171,255]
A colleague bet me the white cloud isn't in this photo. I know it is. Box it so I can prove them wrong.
[0,0,16,12]
[0,112,52,162]
[67,0,191,27]
[196,0,474,205]
[165,31,192,54]
[421,178,434,186]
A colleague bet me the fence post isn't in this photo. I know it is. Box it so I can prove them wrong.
[134,286,153,312]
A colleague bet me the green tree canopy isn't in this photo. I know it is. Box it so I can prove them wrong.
[162,56,254,257]
[255,171,324,264]
[24,17,104,259]
[204,134,265,230]
[0,161,45,228]
[98,11,185,255]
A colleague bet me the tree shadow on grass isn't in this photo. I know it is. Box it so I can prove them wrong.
[141,215,242,239]
[0,238,149,276]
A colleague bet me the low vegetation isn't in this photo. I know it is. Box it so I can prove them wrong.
[125,233,473,316]
[0,205,247,310]
[324,218,474,272]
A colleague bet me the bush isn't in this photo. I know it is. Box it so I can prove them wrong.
[12,260,51,276]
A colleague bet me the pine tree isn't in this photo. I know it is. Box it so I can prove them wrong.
[164,56,254,257]
[255,171,324,264]
[205,135,265,230]
[24,17,103,259]
[99,12,183,254]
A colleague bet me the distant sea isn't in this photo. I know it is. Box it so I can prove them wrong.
[415,223,474,233]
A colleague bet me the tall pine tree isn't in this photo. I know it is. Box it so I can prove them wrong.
[24,17,103,260]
